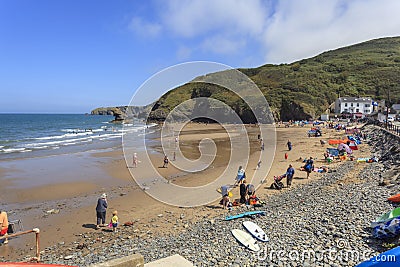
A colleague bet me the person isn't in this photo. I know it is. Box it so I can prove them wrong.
[304,157,314,179]
[246,183,256,203]
[132,153,138,168]
[287,140,292,151]
[173,151,176,161]
[260,141,264,151]
[96,193,108,229]
[111,210,119,233]
[235,166,246,185]
[286,164,295,187]
[256,160,262,170]
[0,210,9,244]
[220,185,230,209]
[163,155,169,168]
[284,152,288,160]
[239,180,247,204]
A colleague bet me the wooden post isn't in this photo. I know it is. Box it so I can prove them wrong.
[0,228,40,262]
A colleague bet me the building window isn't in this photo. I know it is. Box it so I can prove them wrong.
[344,108,348,112]
[365,109,370,113]
[365,104,370,107]
[357,103,359,107]
[345,103,348,107]
[356,108,359,112]
[351,103,353,107]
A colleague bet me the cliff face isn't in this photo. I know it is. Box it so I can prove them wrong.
[91,104,153,123]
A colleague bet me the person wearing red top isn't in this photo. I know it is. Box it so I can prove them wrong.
[0,210,9,244]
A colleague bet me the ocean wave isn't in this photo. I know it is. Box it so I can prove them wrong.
[2,148,27,153]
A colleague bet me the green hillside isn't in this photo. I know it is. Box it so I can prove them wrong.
[149,37,400,122]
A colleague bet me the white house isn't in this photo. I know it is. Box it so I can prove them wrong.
[334,97,373,118]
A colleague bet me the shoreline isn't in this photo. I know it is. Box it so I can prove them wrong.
[0,123,379,264]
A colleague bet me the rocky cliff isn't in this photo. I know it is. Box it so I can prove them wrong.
[91,104,153,123]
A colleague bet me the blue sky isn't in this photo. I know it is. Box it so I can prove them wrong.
[1,0,400,113]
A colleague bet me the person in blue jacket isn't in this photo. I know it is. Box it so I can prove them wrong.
[286,164,295,187]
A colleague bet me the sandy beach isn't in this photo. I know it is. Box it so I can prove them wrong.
[0,123,369,262]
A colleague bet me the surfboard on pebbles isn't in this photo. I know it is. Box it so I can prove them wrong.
[231,229,260,252]
[225,210,266,221]
[243,221,269,242]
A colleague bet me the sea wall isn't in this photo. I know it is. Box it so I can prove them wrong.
[362,124,400,183]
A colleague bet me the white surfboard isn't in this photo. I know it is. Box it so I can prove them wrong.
[243,221,269,242]
[231,229,260,251]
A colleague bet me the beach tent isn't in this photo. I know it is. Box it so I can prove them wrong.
[327,148,339,156]
[348,142,358,150]
[337,143,353,154]
[328,139,349,145]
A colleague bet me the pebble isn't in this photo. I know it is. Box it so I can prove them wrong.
[7,125,400,267]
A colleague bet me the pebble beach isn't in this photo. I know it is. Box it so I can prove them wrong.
[2,123,400,266]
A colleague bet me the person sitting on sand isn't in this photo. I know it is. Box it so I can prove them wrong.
[0,210,9,244]
[246,183,256,202]
[111,210,119,233]
[220,185,230,210]
[163,155,169,168]
[96,193,108,230]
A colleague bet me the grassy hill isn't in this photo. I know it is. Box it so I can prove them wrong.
[148,36,400,122]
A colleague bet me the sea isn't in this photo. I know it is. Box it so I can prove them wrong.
[0,114,156,160]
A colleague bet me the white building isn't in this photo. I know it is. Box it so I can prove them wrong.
[334,97,373,118]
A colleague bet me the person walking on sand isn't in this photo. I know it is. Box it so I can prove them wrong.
[287,140,292,151]
[235,166,246,186]
[0,210,9,244]
[286,164,295,188]
[163,155,169,168]
[132,153,138,168]
[304,157,314,179]
[256,160,261,170]
[96,193,108,229]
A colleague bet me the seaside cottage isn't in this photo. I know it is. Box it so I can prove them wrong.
[334,97,374,119]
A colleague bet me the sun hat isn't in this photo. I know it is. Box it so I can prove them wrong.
[101,193,107,198]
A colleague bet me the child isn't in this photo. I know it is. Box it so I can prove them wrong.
[111,210,119,233]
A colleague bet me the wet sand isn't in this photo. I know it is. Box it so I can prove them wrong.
[0,123,362,261]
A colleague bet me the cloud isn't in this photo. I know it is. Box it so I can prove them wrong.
[201,35,247,55]
[129,16,162,38]
[160,0,267,38]
[132,0,400,64]
[263,0,400,63]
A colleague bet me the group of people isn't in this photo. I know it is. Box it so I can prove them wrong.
[95,193,119,232]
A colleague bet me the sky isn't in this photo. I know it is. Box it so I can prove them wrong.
[1,0,400,113]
